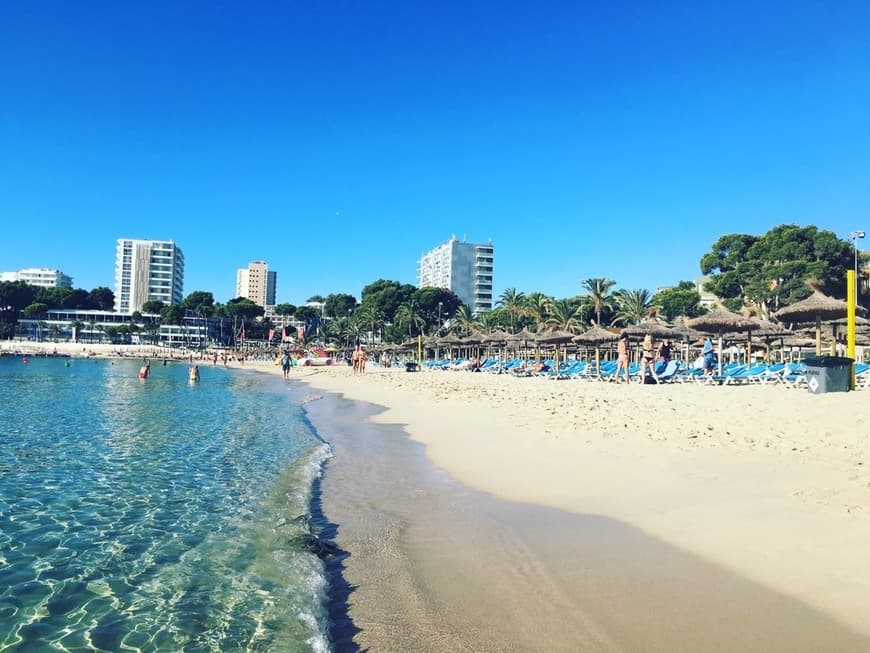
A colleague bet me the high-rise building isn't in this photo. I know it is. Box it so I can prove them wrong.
[0,267,73,288]
[418,236,494,313]
[235,261,276,307]
[114,239,184,313]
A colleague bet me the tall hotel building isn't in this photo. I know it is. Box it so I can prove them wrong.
[236,261,276,308]
[114,239,185,313]
[418,236,494,313]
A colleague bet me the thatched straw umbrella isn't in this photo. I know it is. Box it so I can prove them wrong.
[506,327,535,361]
[774,290,867,355]
[437,333,463,360]
[573,325,618,377]
[483,329,510,361]
[729,318,791,362]
[622,318,675,340]
[687,309,755,375]
[536,328,576,370]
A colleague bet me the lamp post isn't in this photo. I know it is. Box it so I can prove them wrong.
[850,230,865,296]
[437,302,443,335]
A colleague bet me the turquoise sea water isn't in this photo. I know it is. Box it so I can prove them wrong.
[0,356,332,652]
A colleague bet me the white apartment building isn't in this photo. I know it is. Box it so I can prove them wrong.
[0,267,73,288]
[114,239,184,313]
[418,236,494,313]
[235,261,276,307]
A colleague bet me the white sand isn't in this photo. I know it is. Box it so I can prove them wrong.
[285,363,870,638]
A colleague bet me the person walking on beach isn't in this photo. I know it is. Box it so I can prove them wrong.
[702,337,716,375]
[351,346,361,374]
[657,338,672,363]
[641,333,660,383]
[615,333,631,383]
[281,351,291,379]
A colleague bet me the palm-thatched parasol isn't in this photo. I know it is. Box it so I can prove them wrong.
[774,290,867,355]
[573,325,618,377]
[687,309,755,375]
[621,318,675,339]
[536,328,576,369]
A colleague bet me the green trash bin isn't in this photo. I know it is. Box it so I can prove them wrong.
[804,356,853,393]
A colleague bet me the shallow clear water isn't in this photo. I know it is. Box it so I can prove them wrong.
[0,356,331,652]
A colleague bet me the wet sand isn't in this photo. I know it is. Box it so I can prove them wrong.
[302,388,869,652]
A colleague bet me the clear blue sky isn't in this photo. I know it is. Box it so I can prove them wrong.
[2,1,868,304]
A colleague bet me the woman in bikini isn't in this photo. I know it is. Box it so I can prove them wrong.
[615,333,631,384]
[641,333,660,383]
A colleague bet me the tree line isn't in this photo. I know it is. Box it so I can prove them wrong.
[2,224,863,345]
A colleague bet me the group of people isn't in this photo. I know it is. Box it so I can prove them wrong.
[613,333,675,384]
[351,345,368,374]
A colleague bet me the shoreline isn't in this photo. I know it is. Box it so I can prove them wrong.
[301,382,869,651]
[285,362,870,644]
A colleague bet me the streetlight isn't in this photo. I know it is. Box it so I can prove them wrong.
[850,231,865,295]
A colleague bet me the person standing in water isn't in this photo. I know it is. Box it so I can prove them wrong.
[281,351,291,379]
[139,362,151,379]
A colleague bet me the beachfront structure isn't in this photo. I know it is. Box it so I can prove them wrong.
[114,239,184,314]
[18,308,210,348]
[418,236,494,313]
[235,261,276,308]
[1,268,73,288]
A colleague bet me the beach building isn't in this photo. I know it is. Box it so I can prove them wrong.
[1,267,73,288]
[235,261,276,308]
[114,239,184,314]
[418,236,494,313]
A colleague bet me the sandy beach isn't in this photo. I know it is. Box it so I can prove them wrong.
[288,361,870,650]
[7,342,870,649]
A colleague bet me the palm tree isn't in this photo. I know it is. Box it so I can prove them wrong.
[451,305,477,335]
[496,287,526,333]
[477,311,501,334]
[395,300,425,338]
[613,288,654,325]
[581,278,616,325]
[522,293,553,331]
[613,288,653,325]
[545,299,583,332]
[357,305,384,345]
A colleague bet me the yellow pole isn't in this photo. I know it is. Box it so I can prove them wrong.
[418,334,422,365]
[847,270,856,390]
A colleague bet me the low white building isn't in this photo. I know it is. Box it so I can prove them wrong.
[1,268,73,288]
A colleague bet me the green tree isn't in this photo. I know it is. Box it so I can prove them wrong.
[22,302,48,317]
[653,281,704,321]
[182,291,216,316]
[161,304,185,325]
[580,278,616,326]
[87,287,115,311]
[359,279,416,324]
[521,292,553,331]
[613,288,654,325]
[545,299,582,332]
[224,298,264,322]
[700,225,856,314]
[497,288,526,332]
[323,293,358,319]
[395,299,426,338]
[451,305,477,335]
[275,303,297,317]
[307,295,325,303]
[141,300,165,315]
